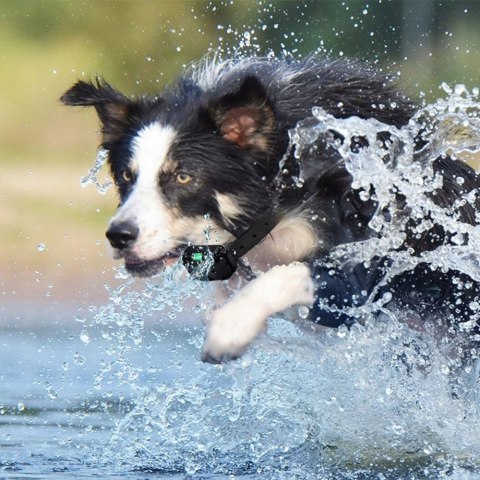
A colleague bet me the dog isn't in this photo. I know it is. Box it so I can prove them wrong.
[61,56,480,363]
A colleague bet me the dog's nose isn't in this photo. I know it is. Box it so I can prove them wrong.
[106,221,139,250]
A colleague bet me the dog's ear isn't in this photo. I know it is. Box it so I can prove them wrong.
[60,78,129,144]
[209,76,275,151]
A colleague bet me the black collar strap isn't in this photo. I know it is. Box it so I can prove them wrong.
[182,208,281,281]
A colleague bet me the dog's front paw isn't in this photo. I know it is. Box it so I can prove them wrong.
[201,303,267,363]
[201,328,247,364]
[200,262,315,363]
[201,348,240,364]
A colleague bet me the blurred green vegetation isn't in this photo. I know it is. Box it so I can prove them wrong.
[1,0,480,311]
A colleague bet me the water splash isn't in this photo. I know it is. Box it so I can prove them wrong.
[89,314,480,478]
[80,148,112,195]
[83,86,480,478]
[285,86,480,286]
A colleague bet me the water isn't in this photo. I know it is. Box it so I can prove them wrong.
[2,310,480,479]
[5,62,480,480]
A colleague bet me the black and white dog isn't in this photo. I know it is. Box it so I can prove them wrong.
[61,56,480,362]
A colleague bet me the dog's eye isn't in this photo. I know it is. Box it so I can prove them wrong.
[122,169,133,183]
[176,172,192,185]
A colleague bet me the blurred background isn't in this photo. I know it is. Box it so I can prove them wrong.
[1,0,479,327]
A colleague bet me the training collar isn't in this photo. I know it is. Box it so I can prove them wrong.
[182,208,281,281]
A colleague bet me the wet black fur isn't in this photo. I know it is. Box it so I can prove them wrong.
[61,56,480,331]
[61,58,414,234]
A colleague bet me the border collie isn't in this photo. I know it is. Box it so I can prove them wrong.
[61,56,480,363]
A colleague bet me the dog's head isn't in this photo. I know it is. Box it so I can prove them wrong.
[61,76,276,276]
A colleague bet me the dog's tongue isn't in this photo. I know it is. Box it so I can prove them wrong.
[162,256,179,267]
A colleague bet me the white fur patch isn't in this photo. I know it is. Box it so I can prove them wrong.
[245,215,319,272]
[215,192,242,225]
[202,262,314,362]
[131,122,176,176]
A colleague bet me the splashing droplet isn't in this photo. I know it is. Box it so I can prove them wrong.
[80,330,91,345]
[73,353,86,366]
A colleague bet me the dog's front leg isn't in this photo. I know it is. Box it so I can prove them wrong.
[201,262,315,363]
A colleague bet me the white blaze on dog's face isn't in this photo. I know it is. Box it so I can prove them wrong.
[109,123,176,257]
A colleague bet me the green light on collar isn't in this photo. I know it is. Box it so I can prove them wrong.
[191,252,204,262]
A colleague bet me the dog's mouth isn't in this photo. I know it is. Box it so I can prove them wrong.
[122,248,184,277]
